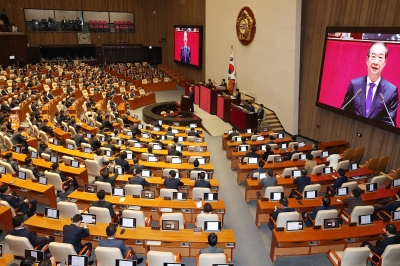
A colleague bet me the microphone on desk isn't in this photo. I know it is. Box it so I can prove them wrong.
[378,93,395,127]
[341,88,362,110]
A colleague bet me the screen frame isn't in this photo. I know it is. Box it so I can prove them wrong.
[173,25,203,68]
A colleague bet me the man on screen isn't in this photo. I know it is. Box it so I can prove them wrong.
[180,31,191,64]
[341,42,399,126]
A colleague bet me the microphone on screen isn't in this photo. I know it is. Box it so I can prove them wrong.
[341,88,363,110]
[378,93,395,127]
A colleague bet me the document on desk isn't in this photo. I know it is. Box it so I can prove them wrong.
[160,208,173,212]
[146,240,161,245]
[128,206,141,210]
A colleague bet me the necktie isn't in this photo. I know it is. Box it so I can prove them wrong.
[365,83,375,116]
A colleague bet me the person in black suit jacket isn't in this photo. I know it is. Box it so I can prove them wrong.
[286,144,299,161]
[220,79,227,87]
[4,152,20,173]
[129,169,150,188]
[63,214,93,256]
[361,224,400,262]
[227,128,240,141]
[341,42,399,126]
[168,144,182,156]
[187,127,200,138]
[39,119,54,137]
[89,134,101,151]
[90,190,121,221]
[241,146,259,163]
[258,104,265,122]
[8,214,54,249]
[115,151,129,173]
[194,172,211,188]
[291,168,311,198]
[261,144,274,161]
[189,86,194,112]
[0,184,36,216]
[97,167,118,188]
[164,170,183,190]
[303,196,335,227]
[101,114,114,130]
[21,157,40,180]
[374,190,400,220]
[73,130,88,147]
[268,198,296,229]
[235,88,241,100]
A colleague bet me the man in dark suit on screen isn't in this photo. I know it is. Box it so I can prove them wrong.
[180,31,191,64]
[341,42,399,126]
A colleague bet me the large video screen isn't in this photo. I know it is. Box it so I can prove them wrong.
[316,27,400,134]
[174,26,202,67]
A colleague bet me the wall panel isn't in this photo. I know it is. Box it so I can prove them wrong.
[300,0,400,171]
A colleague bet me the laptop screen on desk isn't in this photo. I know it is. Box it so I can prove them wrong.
[204,193,218,202]
[119,217,136,228]
[148,156,158,162]
[322,151,329,157]
[173,192,187,201]
[50,156,59,163]
[190,123,197,128]
[358,214,373,225]
[53,139,60,146]
[68,255,88,266]
[15,146,22,154]
[112,187,125,197]
[142,133,150,139]
[204,221,222,232]
[153,144,161,150]
[235,137,242,142]
[141,190,155,199]
[118,139,124,146]
[85,184,97,193]
[126,153,133,160]
[298,141,306,147]
[392,179,400,188]
[239,146,248,152]
[323,167,333,174]
[24,249,44,262]
[196,158,206,165]
[137,124,143,129]
[67,143,75,150]
[162,220,179,231]
[324,218,340,229]
[81,213,96,225]
[17,171,26,180]
[281,143,287,149]
[45,207,59,219]
[248,157,258,164]
[171,157,182,164]
[153,127,160,132]
[105,150,113,157]
[270,192,284,201]
[38,176,48,185]
[366,183,378,192]
[0,166,6,174]
[246,129,252,133]
[84,147,92,154]
[277,134,284,139]
[176,145,182,152]
[274,156,283,163]
[336,187,349,196]
[391,211,400,221]
[259,173,266,179]
[286,220,303,231]
[292,170,301,177]
[115,167,124,175]
[350,163,359,171]
[304,190,317,199]
[116,259,137,266]
[89,122,94,127]
[134,142,142,148]
[86,133,91,139]
[227,130,233,134]
[127,131,133,136]
[260,145,266,151]
[141,170,151,177]
[177,137,184,142]
[172,129,179,134]
[71,160,80,168]
[299,154,307,161]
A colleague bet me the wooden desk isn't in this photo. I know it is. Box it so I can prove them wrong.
[221,131,273,150]
[53,128,71,144]
[0,174,57,208]
[270,220,400,262]
[127,94,156,110]
[0,254,14,265]
[319,140,350,154]
[0,206,13,233]
[138,160,214,178]
[123,147,210,162]
[217,95,240,122]
[226,137,293,159]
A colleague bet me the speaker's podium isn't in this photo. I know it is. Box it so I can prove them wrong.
[180,95,191,111]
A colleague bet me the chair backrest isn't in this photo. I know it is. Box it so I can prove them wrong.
[341,148,355,161]
[266,154,280,162]
[310,150,322,158]
[68,126,77,138]
[166,155,180,163]
[124,184,143,196]
[95,247,123,266]
[141,153,151,160]
[41,153,51,161]
[160,188,178,198]
[162,169,179,177]
[288,142,299,149]
[282,167,298,177]
[276,212,299,228]
[66,139,77,150]
[19,168,36,180]
[350,206,374,223]
[122,210,146,226]
[5,235,34,257]
[39,130,48,144]
[94,181,112,194]
[3,136,14,151]
[351,146,365,163]
[0,200,16,216]
[370,175,387,188]
[303,184,321,198]
[381,243,400,266]
[192,188,211,200]
[57,202,79,218]
[81,142,91,150]
[375,156,389,174]
[49,242,77,262]
[187,136,196,142]
[196,214,219,229]
[160,213,185,229]
[28,146,37,153]
[290,153,303,161]
[250,135,262,141]
[0,161,15,174]
[190,170,206,179]
[62,155,74,165]
[337,160,350,171]
[189,156,204,164]
[85,159,101,178]
[365,158,379,172]
[268,143,278,150]
[44,171,63,191]
[339,247,370,266]
[147,251,175,266]
[264,186,284,199]
[314,209,338,227]
[341,181,358,192]
[311,164,326,175]
[198,253,227,266]
[89,206,112,223]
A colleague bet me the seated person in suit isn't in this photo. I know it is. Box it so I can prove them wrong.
[89,134,101,151]
[374,190,400,220]
[235,88,241,100]
[51,163,77,189]
[128,159,145,174]
[242,146,259,163]
[249,160,267,179]
[73,130,88,147]
[168,144,182,156]
[163,170,184,190]
[304,153,317,174]
[303,196,334,227]
[0,184,36,216]
[343,188,363,215]
[90,189,121,222]
[165,127,175,136]
[11,127,28,152]
[4,152,20,173]
[220,78,227,87]
[286,144,299,161]
[101,114,114,130]
[261,144,274,161]
[199,233,224,254]
[202,203,213,214]
[97,167,118,188]
[187,127,201,138]
[227,127,240,141]
[193,159,204,171]
[129,168,150,188]
[290,168,311,198]
[103,137,119,152]
[63,214,93,259]
[93,150,109,167]
[267,135,275,144]
[99,224,143,264]
[8,214,55,250]
[21,157,41,180]
[194,172,211,188]
[258,168,277,195]
[361,224,400,262]
[115,151,129,173]
[326,168,348,195]
[268,197,296,229]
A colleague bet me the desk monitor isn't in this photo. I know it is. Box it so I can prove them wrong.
[118,139,124,146]
[238,145,248,152]
[299,154,307,161]
[336,187,349,196]
[322,151,329,158]
[112,187,125,197]
[259,145,266,151]
[259,173,266,179]
[17,171,26,180]
[391,210,400,221]
[63,126,68,132]
[173,192,187,201]
[162,220,179,231]
[126,153,133,160]
[137,124,143,129]
[105,150,113,157]
[350,163,359,171]
[81,213,96,225]
[82,118,87,123]
[71,160,80,168]
[134,142,142,148]
[0,244,2,257]
[256,136,264,141]
[392,179,400,188]
[172,129,179,134]
[153,127,160,132]
[194,146,203,152]
[227,130,233,134]
[262,127,268,132]
[298,141,306,147]
[67,143,75,150]
[277,133,284,139]
[141,190,155,199]
[246,128,252,133]
[119,217,136,228]
[142,133,150,139]
[84,147,92,154]
[161,135,166,140]
[89,122,94,127]
[324,217,340,229]
[127,131,133,136]
[86,133,91,139]
[204,193,218,202]
[115,167,125,175]
[204,221,222,232]
[292,170,302,178]
[148,156,158,162]
[176,145,182,152]
[116,259,137,266]
[68,255,88,266]
[323,167,333,175]
[270,192,284,201]
[304,190,318,199]
[177,136,184,142]
[0,166,6,174]
[273,156,283,163]
[366,183,378,192]
[358,214,373,226]
[190,123,197,128]
[195,138,204,143]
[24,249,44,262]
[52,138,60,146]
[38,176,48,185]
[248,157,258,164]
[171,157,182,164]
[235,137,242,142]
[280,143,288,149]
[173,122,180,127]
[197,158,206,165]
[85,184,97,193]
[153,144,162,150]
[197,172,209,180]
[134,115,139,119]
[45,207,60,219]
[158,120,163,126]
[100,136,106,142]
[141,170,152,177]
[50,156,59,163]
[15,146,22,154]
[286,220,303,231]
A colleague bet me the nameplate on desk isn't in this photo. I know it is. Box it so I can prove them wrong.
[284,175,290,178]
[181,186,187,189]
[160,208,172,212]
[347,238,355,243]
[150,184,156,188]
[164,197,171,200]
[128,206,141,210]
[276,227,284,231]
[31,179,38,183]
[194,198,202,201]
[193,227,202,232]
[135,240,143,244]
[181,209,191,213]
[211,187,218,191]
[77,188,83,192]
[226,243,234,247]
[93,236,101,242]
[151,226,160,230]
[35,212,44,217]
[132,195,140,198]
[261,198,269,201]
[349,222,357,227]
[217,210,225,214]
[267,161,273,164]
[120,205,126,209]
[316,173,322,176]
[54,231,62,236]
[313,225,321,230]
[309,241,318,246]
[151,207,158,211]
[181,242,189,247]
